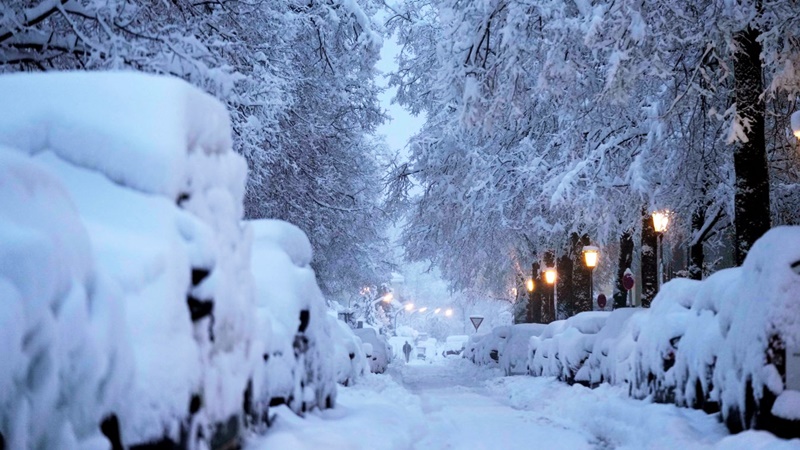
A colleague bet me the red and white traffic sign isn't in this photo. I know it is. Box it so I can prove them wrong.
[623,273,635,291]
[597,294,607,309]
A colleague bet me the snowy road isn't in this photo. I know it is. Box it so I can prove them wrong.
[248,358,800,450]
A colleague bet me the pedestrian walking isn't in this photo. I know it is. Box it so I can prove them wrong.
[402,341,412,363]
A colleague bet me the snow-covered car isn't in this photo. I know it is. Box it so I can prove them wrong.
[249,219,337,417]
[674,227,800,436]
[624,279,699,403]
[528,320,567,376]
[499,324,547,376]
[582,308,640,387]
[0,72,254,449]
[470,326,511,366]
[328,314,368,386]
[464,333,489,363]
[550,312,610,384]
[442,335,470,357]
[354,327,392,373]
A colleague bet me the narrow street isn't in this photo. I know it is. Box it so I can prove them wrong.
[247,358,796,450]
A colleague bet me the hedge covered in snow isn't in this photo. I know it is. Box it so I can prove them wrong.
[0,72,362,449]
[476,226,800,437]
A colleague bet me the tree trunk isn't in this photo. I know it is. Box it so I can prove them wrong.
[614,231,634,308]
[530,262,543,323]
[641,210,658,307]
[571,233,592,314]
[557,252,574,318]
[689,207,705,280]
[542,251,556,322]
[733,25,771,265]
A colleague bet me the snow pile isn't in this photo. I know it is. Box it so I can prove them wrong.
[0,151,131,449]
[249,219,337,416]
[0,71,254,447]
[618,227,800,432]
[711,227,800,430]
[0,71,234,199]
[504,226,800,436]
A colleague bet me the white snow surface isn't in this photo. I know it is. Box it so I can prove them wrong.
[0,150,131,449]
[0,71,234,199]
[246,358,800,450]
[0,71,254,447]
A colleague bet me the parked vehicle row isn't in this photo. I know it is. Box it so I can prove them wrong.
[467,227,800,438]
[0,72,367,450]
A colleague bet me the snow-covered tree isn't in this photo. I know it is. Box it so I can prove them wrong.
[0,0,393,297]
[386,0,800,303]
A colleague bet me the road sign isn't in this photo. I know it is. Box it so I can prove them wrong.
[597,294,607,309]
[623,273,635,291]
[469,316,484,332]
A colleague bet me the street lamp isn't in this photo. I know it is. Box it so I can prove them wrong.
[652,211,669,289]
[526,277,535,323]
[544,268,557,284]
[792,110,800,139]
[544,267,557,321]
[445,308,453,317]
[434,307,442,314]
[582,245,599,306]
[393,302,416,334]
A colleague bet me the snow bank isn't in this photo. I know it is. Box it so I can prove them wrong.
[0,71,254,447]
[507,226,800,437]
[0,150,131,449]
[0,71,234,199]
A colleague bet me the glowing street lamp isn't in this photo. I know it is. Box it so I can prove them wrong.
[792,110,800,139]
[544,268,557,285]
[418,307,428,313]
[404,303,414,311]
[583,246,599,269]
[652,210,670,289]
[434,308,442,314]
[525,276,537,323]
[582,245,600,307]
[544,267,557,321]
[445,308,453,317]
[652,211,669,234]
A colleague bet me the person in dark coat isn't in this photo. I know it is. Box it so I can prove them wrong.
[402,341,412,363]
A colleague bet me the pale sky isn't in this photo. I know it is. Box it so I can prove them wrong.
[374,32,425,158]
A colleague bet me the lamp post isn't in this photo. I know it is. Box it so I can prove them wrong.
[526,277,535,323]
[544,267,557,321]
[652,211,669,289]
[582,245,599,306]
[392,302,414,334]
